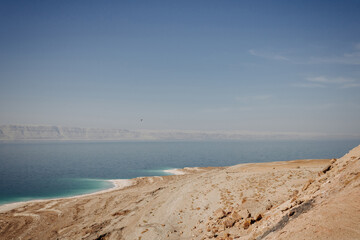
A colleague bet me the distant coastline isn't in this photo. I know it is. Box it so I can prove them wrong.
[1,124,358,141]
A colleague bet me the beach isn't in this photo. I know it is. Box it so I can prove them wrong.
[0,145,359,239]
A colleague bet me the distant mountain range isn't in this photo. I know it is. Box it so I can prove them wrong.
[0,125,358,141]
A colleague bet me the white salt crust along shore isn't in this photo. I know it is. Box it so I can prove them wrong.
[0,179,134,213]
[163,167,205,175]
[163,168,186,175]
[0,168,187,213]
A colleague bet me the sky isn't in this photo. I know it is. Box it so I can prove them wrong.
[0,0,360,136]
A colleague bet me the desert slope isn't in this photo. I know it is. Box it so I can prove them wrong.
[0,146,359,240]
[256,144,360,240]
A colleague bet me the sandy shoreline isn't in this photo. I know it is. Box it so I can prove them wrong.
[0,179,132,213]
[0,146,359,240]
[0,169,186,213]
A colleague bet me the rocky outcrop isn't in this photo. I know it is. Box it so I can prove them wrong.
[193,145,360,240]
[249,146,360,240]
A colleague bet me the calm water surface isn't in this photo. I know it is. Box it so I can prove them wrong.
[0,140,359,204]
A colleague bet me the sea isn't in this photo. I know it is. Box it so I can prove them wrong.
[0,140,359,205]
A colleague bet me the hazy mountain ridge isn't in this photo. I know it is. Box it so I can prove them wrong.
[0,125,358,141]
[0,125,140,141]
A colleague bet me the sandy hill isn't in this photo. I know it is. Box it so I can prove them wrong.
[0,145,359,240]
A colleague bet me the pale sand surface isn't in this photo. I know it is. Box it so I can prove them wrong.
[0,146,359,240]
[163,169,186,175]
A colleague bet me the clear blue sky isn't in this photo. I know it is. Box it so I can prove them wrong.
[1,0,360,135]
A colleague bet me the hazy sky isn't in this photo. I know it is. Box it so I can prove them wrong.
[1,1,360,135]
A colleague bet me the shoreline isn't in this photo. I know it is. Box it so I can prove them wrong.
[0,179,132,213]
[0,168,186,213]
[163,168,186,175]
[1,149,359,240]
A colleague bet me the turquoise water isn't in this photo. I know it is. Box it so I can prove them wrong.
[0,140,359,204]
